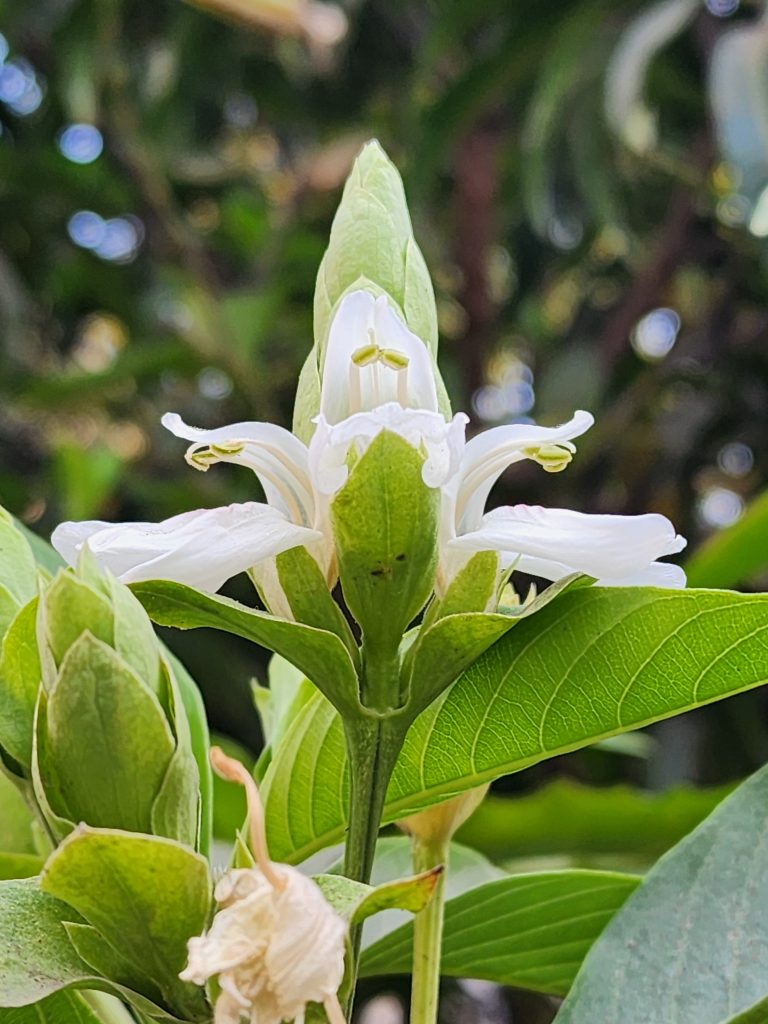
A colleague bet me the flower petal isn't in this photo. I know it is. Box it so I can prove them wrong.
[52,503,322,592]
[509,554,687,589]
[320,290,438,423]
[309,402,467,495]
[455,411,594,532]
[452,503,686,580]
[161,413,314,527]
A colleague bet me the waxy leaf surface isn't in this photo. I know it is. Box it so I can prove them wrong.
[263,586,768,862]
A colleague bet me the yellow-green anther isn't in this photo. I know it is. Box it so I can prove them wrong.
[379,348,410,371]
[524,443,573,473]
[211,442,246,456]
[351,344,380,367]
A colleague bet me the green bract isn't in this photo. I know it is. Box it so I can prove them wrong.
[33,555,201,849]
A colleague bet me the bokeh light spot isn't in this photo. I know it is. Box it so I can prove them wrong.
[94,217,142,262]
[698,486,744,529]
[68,210,106,250]
[197,367,233,401]
[58,123,103,164]
[706,0,739,15]
[718,442,754,478]
[631,307,680,361]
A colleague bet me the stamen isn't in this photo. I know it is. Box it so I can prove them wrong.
[351,343,379,366]
[184,442,310,526]
[210,747,286,891]
[523,443,573,473]
[379,348,409,371]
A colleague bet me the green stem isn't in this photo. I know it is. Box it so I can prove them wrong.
[342,713,408,1014]
[409,835,449,1024]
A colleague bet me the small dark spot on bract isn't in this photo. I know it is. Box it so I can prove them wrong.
[395,553,406,561]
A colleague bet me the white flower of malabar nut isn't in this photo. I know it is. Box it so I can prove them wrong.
[439,411,687,591]
[180,747,347,1024]
[52,289,464,596]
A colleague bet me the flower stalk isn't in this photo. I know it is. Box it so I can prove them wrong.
[409,833,449,1024]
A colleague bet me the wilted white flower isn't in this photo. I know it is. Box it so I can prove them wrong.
[180,748,347,1024]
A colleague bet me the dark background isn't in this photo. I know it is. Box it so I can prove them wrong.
[2,1,768,1018]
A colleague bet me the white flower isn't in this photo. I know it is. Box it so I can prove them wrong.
[51,286,685,599]
[51,289,463,598]
[439,411,687,591]
[180,748,347,1024]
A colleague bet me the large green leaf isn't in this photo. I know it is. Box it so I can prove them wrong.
[0,771,36,855]
[456,779,732,864]
[686,489,768,589]
[40,828,211,1021]
[263,586,768,862]
[361,867,638,994]
[131,580,361,716]
[555,762,768,1023]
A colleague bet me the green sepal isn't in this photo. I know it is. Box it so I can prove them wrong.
[331,430,439,710]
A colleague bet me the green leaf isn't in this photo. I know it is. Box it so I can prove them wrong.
[685,489,768,589]
[555,762,768,1023]
[0,854,44,881]
[63,923,166,1009]
[314,865,441,925]
[165,652,212,858]
[0,877,91,1006]
[0,598,42,770]
[44,633,176,834]
[723,995,768,1024]
[263,586,768,862]
[0,991,135,1024]
[0,510,37,611]
[0,764,36,855]
[131,580,362,716]
[361,866,638,994]
[331,431,438,692]
[456,779,732,865]
[40,827,211,1020]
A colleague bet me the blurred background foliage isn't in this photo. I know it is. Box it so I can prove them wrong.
[3,0,768,1017]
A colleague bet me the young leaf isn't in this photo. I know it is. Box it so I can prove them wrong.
[555,762,768,1023]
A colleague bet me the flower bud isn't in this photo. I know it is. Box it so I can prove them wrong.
[294,141,450,440]
[33,552,202,847]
